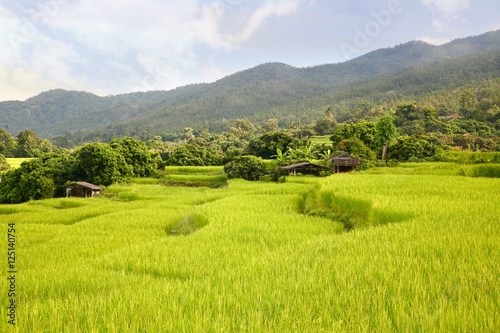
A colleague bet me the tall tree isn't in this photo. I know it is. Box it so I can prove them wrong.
[0,154,10,171]
[74,143,133,186]
[182,128,195,141]
[376,115,397,162]
[314,117,338,135]
[16,129,39,157]
[459,89,483,120]
[394,103,439,135]
[109,137,160,177]
[261,118,279,133]
[330,121,378,151]
[334,138,376,161]
[246,131,296,159]
[15,129,55,157]
[0,129,16,157]
[229,119,256,140]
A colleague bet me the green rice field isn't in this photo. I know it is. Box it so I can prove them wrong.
[1,162,499,332]
[310,135,333,145]
[5,158,35,169]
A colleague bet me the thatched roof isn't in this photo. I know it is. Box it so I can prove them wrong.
[65,182,102,191]
[281,162,328,170]
[328,154,361,166]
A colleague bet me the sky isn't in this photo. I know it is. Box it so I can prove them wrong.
[0,0,499,101]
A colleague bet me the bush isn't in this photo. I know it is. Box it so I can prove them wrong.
[223,156,267,181]
[74,143,133,186]
[388,135,448,162]
[246,132,296,159]
[334,137,376,161]
[259,175,273,182]
[166,143,223,166]
[330,121,378,151]
[109,137,160,177]
[0,160,56,203]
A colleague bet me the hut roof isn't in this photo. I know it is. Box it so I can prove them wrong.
[281,162,328,170]
[328,154,361,166]
[66,182,102,191]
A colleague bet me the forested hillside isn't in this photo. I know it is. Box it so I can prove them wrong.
[1,30,499,143]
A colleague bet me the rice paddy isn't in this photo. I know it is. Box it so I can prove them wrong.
[309,135,333,145]
[5,158,34,169]
[0,162,498,332]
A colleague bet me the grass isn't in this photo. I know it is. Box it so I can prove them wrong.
[440,151,500,164]
[161,166,227,187]
[365,161,500,178]
[166,214,209,236]
[5,158,35,169]
[458,164,500,178]
[160,174,227,187]
[0,163,498,332]
[163,165,224,175]
[129,177,159,185]
[310,135,332,145]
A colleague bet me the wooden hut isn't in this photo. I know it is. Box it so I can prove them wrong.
[65,182,102,198]
[329,154,361,173]
[281,162,329,176]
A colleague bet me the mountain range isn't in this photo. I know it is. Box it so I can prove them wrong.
[1,29,500,141]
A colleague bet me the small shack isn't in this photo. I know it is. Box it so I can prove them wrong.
[329,154,361,173]
[281,161,329,176]
[65,182,102,198]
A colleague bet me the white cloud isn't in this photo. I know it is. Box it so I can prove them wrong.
[0,4,14,18]
[194,0,302,49]
[417,0,470,40]
[235,0,301,42]
[419,36,451,45]
[2,0,496,101]
[0,65,84,101]
[419,0,470,15]
[0,0,308,98]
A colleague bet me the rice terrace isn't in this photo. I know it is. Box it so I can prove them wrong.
[1,156,498,332]
[1,22,500,333]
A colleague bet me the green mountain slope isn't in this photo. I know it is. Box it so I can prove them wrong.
[1,30,499,139]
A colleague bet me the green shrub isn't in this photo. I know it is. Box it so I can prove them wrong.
[224,155,267,181]
[259,174,273,182]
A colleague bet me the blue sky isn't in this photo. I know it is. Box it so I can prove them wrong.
[1,0,499,101]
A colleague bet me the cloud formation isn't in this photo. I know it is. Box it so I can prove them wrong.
[419,36,451,45]
[0,0,307,97]
[419,0,470,15]
[417,0,471,36]
[0,0,498,101]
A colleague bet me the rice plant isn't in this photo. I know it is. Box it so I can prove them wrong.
[5,158,35,169]
[0,162,498,332]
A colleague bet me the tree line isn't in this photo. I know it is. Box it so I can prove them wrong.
[0,137,159,203]
[0,93,498,203]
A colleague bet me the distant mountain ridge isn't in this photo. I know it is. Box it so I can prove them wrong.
[1,29,500,139]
